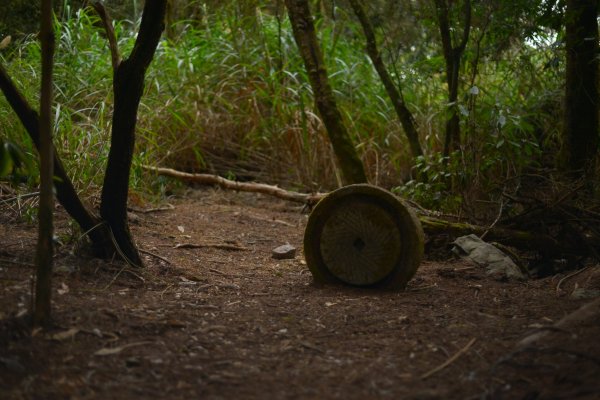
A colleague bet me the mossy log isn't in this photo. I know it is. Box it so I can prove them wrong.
[419,216,588,257]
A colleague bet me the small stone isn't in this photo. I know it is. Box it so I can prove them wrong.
[127,212,141,224]
[272,244,296,260]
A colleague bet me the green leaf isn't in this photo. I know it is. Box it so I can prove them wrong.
[0,143,14,177]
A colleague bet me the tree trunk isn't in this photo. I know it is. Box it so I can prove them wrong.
[560,0,599,176]
[99,0,167,267]
[33,0,55,328]
[348,0,423,160]
[285,0,367,185]
[434,0,471,158]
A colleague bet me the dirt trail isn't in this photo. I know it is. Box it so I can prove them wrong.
[1,188,599,399]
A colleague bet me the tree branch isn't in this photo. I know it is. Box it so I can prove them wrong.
[348,0,423,158]
[91,2,121,71]
[457,0,472,53]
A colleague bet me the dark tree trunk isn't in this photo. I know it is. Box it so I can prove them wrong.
[560,0,599,176]
[434,0,471,158]
[0,66,110,253]
[285,0,367,185]
[348,0,423,160]
[99,0,167,267]
[33,0,55,328]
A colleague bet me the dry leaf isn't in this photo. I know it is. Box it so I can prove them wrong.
[0,36,11,50]
[177,225,185,233]
[51,328,79,341]
[57,282,69,295]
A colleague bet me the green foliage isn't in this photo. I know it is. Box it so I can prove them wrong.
[0,139,36,184]
[0,2,567,211]
[393,153,462,211]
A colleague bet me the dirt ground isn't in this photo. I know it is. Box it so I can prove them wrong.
[1,188,599,399]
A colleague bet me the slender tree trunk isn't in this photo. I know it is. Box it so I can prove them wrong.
[33,0,55,328]
[285,0,367,184]
[434,0,471,158]
[560,0,599,176]
[348,0,423,159]
[99,0,168,267]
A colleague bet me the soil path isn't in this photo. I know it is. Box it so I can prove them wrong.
[1,188,599,399]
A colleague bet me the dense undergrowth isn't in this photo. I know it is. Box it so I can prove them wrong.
[0,5,564,214]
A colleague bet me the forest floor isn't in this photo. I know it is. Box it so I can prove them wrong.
[1,187,599,400]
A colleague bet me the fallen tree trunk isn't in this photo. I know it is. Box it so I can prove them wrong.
[143,165,590,257]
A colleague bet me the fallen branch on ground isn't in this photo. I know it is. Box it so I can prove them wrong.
[174,242,250,251]
[129,203,175,214]
[421,338,477,379]
[142,165,325,206]
[139,249,173,265]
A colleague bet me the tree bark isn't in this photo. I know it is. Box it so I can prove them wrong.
[285,0,367,185]
[99,0,167,267]
[560,0,599,176]
[348,0,423,160]
[33,0,55,328]
[434,0,471,158]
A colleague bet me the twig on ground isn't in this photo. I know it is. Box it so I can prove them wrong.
[102,264,146,290]
[0,192,40,204]
[556,266,591,294]
[421,338,477,379]
[139,249,172,265]
[0,258,35,268]
[209,268,232,277]
[175,243,250,251]
[129,203,175,214]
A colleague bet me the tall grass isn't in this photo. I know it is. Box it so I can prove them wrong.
[0,6,563,210]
